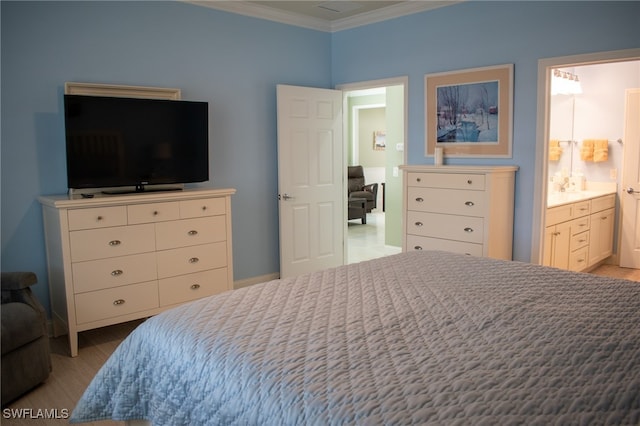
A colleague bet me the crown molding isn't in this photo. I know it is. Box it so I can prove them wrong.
[186,1,462,33]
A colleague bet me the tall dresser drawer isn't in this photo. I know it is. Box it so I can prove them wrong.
[180,198,226,218]
[159,268,229,306]
[74,280,159,324]
[69,224,156,262]
[406,235,483,256]
[407,172,485,190]
[155,216,226,250]
[157,242,227,278]
[128,202,180,224]
[72,252,157,293]
[407,211,484,244]
[407,187,485,216]
[68,206,127,231]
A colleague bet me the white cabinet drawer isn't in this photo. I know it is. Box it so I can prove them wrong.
[155,216,226,250]
[74,280,159,324]
[180,198,226,218]
[570,231,590,252]
[571,216,590,236]
[407,211,484,244]
[128,202,180,224]
[157,242,227,278]
[591,194,615,213]
[569,246,589,272]
[573,200,591,218]
[72,252,157,293]
[407,187,485,216]
[407,172,485,190]
[70,224,156,262]
[68,206,127,231]
[159,268,229,307]
[546,204,573,226]
[406,235,483,256]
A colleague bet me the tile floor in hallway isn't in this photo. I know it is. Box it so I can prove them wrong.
[347,211,401,264]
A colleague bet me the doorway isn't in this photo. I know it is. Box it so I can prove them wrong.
[337,77,408,264]
[533,48,640,280]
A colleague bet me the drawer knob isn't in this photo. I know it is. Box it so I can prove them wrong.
[190,284,201,290]
[202,206,207,211]
[109,240,122,246]
[416,177,421,182]
[465,201,474,206]
[467,179,473,185]
[415,197,424,203]
[113,299,125,306]
[96,216,103,221]
[464,227,474,233]
[188,230,198,236]
[153,211,159,216]
[111,269,123,276]
[415,221,423,227]
[189,257,199,263]
[414,246,423,250]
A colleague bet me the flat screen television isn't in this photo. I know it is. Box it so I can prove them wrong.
[64,94,209,193]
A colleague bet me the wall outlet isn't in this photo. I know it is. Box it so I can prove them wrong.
[610,168,617,180]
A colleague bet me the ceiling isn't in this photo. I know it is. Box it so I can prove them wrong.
[188,1,460,32]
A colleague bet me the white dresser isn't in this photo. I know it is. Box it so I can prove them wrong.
[401,165,518,260]
[39,188,235,356]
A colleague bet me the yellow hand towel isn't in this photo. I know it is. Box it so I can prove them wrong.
[593,139,608,162]
[580,140,594,161]
[548,139,562,161]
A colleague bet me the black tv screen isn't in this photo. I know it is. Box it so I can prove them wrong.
[64,95,209,191]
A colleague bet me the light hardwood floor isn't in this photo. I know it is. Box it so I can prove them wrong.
[4,218,637,424]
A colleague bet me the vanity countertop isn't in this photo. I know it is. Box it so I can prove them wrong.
[547,189,616,208]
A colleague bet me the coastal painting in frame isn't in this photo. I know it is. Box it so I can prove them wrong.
[425,64,513,158]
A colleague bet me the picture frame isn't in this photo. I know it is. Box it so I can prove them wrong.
[373,130,386,151]
[425,64,513,158]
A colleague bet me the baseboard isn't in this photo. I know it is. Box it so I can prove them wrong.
[234,273,280,290]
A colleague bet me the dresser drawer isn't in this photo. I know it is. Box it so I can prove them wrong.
[155,216,226,250]
[74,280,159,324]
[406,235,483,256]
[68,206,127,231]
[157,242,227,278]
[570,231,590,252]
[407,172,485,191]
[407,211,484,244]
[407,187,485,216]
[180,198,226,218]
[159,268,229,307]
[546,204,572,226]
[591,194,615,213]
[72,252,157,293]
[128,202,180,224]
[69,224,156,262]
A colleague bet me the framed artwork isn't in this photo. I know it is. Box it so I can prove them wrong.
[425,64,513,158]
[373,130,386,150]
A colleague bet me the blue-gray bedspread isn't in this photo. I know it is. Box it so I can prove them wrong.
[71,251,640,425]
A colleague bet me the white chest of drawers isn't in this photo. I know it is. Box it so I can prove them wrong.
[39,188,235,356]
[401,165,518,260]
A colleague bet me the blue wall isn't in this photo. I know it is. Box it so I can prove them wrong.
[1,1,639,313]
[1,1,331,310]
[332,1,640,262]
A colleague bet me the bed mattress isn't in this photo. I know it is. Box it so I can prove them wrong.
[71,251,640,425]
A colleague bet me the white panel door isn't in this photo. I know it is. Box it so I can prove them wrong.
[620,88,640,268]
[277,84,343,278]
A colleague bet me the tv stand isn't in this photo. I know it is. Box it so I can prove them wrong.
[38,188,236,357]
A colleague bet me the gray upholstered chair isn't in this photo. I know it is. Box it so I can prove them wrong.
[1,272,51,405]
[347,166,378,223]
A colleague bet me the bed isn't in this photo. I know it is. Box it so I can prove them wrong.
[70,251,640,425]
